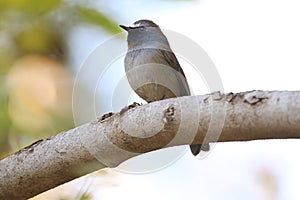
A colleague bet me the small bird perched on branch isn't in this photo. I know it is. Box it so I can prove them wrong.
[120,19,207,156]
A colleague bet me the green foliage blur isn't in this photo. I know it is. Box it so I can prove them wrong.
[0,0,120,159]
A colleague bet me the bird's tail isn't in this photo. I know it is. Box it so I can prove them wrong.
[190,144,210,156]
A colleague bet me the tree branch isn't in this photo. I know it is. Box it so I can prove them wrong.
[1,90,299,200]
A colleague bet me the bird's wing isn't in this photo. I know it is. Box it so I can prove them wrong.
[158,49,191,96]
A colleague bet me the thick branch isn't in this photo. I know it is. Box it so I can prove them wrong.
[0,90,299,199]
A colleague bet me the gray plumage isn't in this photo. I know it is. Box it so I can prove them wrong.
[120,19,205,156]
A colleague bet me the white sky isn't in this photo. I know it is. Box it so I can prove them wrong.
[66,0,300,200]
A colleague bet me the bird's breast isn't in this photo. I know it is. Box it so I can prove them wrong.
[124,49,189,102]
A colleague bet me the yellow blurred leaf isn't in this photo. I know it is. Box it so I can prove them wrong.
[14,24,63,58]
[76,6,120,34]
[0,0,61,14]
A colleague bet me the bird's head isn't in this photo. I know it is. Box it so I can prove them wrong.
[120,19,169,49]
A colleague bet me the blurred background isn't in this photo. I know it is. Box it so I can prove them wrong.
[0,0,125,158]
[1,0,300,199]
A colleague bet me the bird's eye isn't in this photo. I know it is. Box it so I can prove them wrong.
[139,26,146,32]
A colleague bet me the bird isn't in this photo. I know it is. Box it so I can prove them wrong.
[120,19,207,156]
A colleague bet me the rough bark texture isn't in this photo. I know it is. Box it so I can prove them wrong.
[0,90,299,200]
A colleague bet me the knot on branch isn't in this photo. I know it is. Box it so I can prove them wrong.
[244,91,269,105]
[163,105,175,123]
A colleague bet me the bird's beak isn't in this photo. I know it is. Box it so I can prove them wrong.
[119,25,130,31]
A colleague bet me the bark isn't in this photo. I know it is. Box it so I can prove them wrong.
[0,90,299,200]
